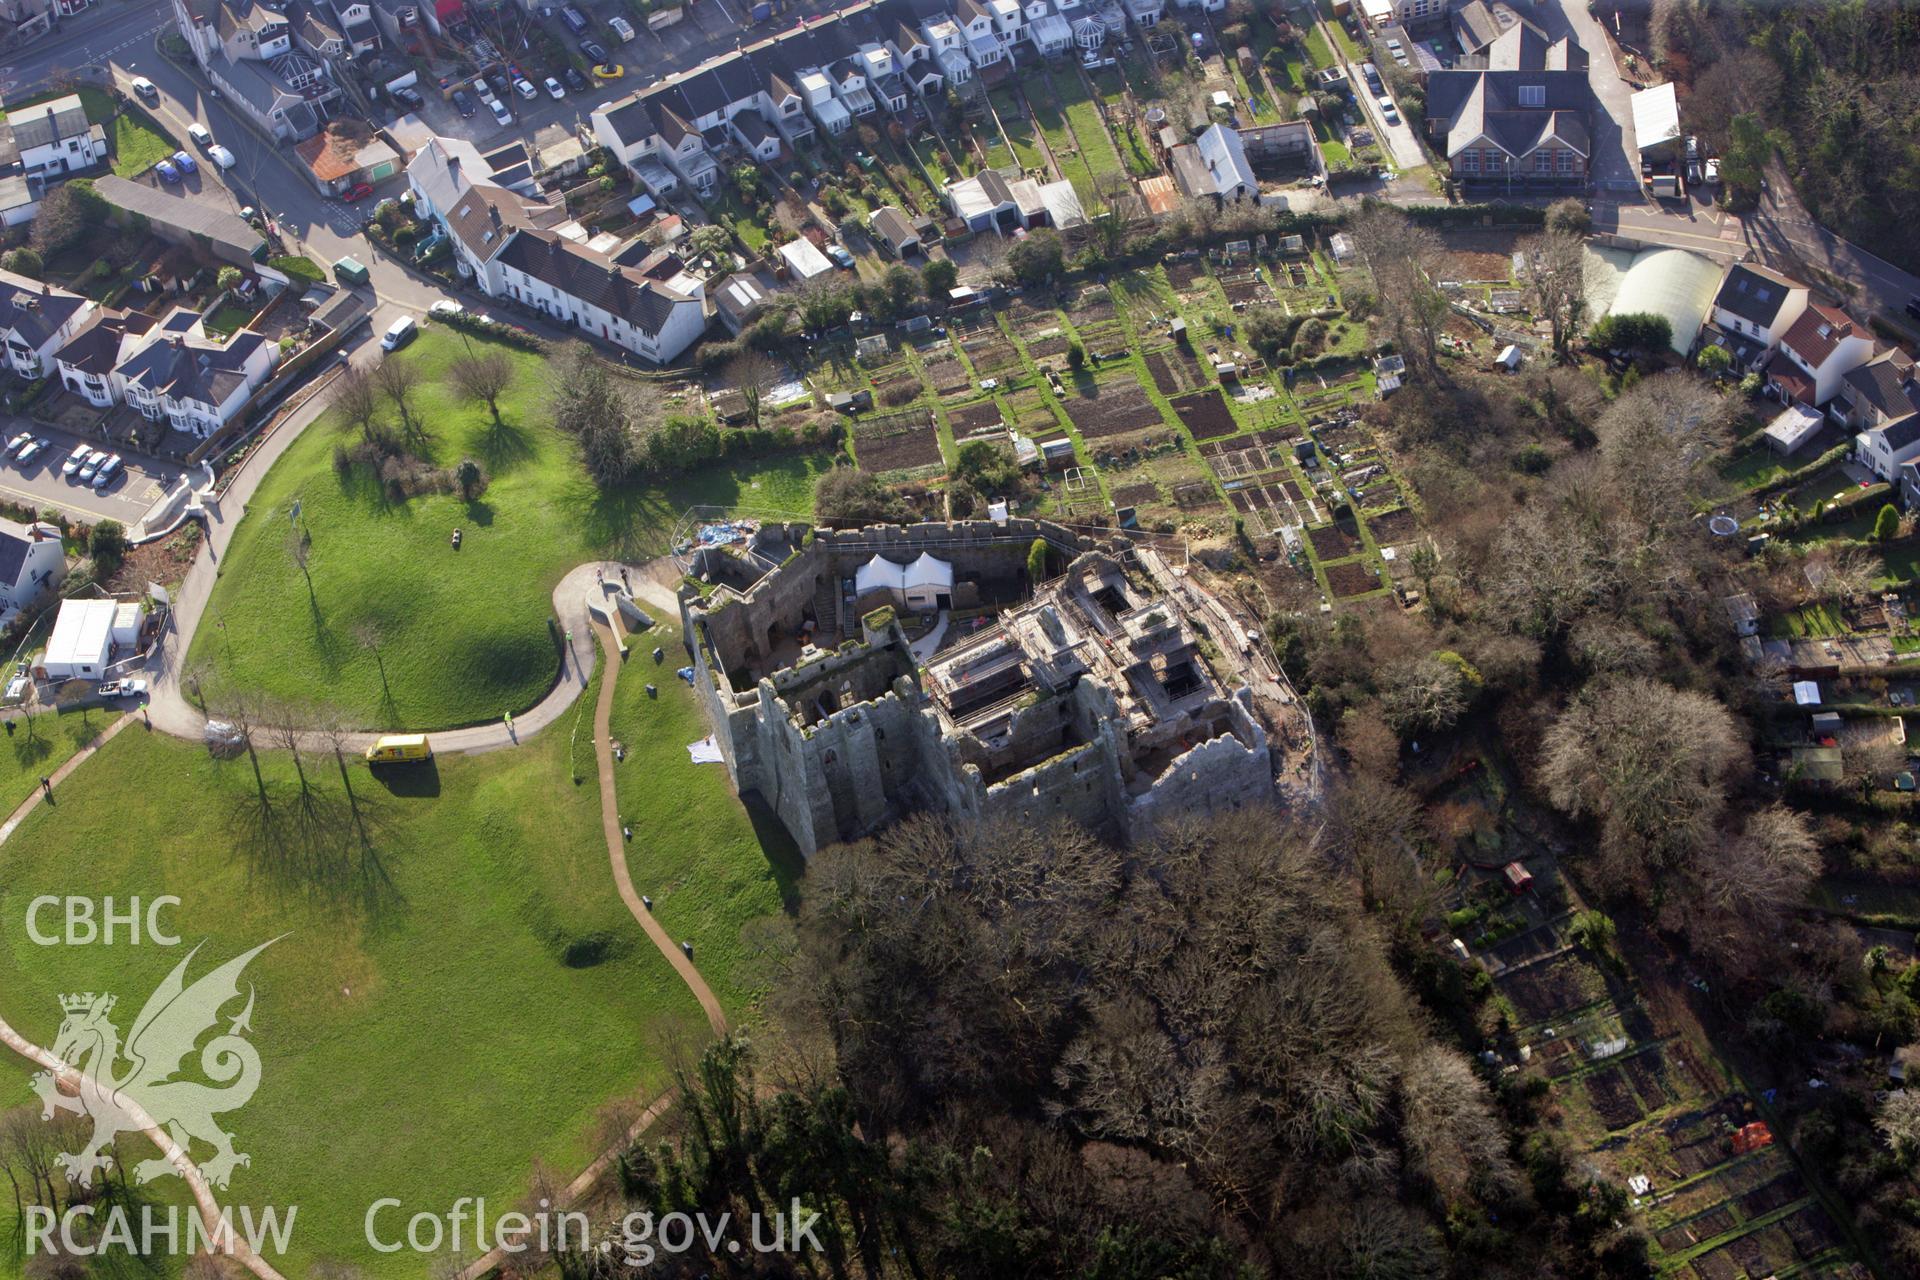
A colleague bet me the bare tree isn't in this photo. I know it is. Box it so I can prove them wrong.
[1539,676,1747,895]
[446,351,515,427]
[1877,1089,1920,1159]
[1596,372,1734,542]
[1377,654,1474,734]
[1810,544,1877,603]
[1400,1045,1521,1205]
[1348,204,1448,381]
[1518,229,1586,362]
[371,357,425,445]
[725,349,776,429]
[334,364,381,442]
[1695,805,1819,918]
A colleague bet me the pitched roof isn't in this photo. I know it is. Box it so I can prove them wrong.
[444,182,564,261]
[870,205,916,246]
[0,270,87,347]
[1844,347,1920,420]
[1872,412,1920,452]
[9,95,89,152]
[55,310,138,376]
[1781,302,1855,368]
[1428,68,1590,157]
[1714,262,1801,329]
[0,521,31,588]
[116,328,267,408]
[495,229,697,337]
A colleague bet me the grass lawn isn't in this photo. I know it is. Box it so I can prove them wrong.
[1314,0,1364,62]
[0,86,114,122]
[1719,446,1795,492]
[0,698,719,1276]
[0,706,118,815]
[190,326,833,729]
[1303,24,1338,71]
[1772,601,1849,638]
[203,301,258,337]
[607,616,799,1017]
[991,88,1045,171]
[1029,77,1102,213]
[110,109,175,178]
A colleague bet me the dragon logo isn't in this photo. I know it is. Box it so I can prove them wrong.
[31,939,278,1191]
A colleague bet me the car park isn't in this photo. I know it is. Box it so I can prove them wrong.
[188,123,213,150]
[343,181,374,201]
[544,76,565,99]
[488,97,514,126]
[453,88,476,117]
[15,438,47,464]
[560,4,588,33]
[77,452,103,482]
[131,77,159,102]
[513,76,538,100]
[208,144,236,170]
[4,431,29,455]
[564,67,590,93]
[61,447,93,478]
[154,159,180,183]
[91,454,122,488]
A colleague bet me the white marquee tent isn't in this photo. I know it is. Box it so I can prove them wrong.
[855,552,955,609]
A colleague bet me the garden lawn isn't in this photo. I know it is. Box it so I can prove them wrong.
[1303,23,1338,71]
[190,326,832,729]
[0,697,713,1277]
[607,616,799,1017]
[1719,446,1794,492]
[0,706,118,815]
[992,89,1045,171]
[203,301,258,337]
[1314,0,1364,61]
[1030,77,1102,214]
[110,110,176,178]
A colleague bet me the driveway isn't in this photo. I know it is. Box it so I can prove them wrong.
[1539,0,1641,194]
[1346,65,1427,173]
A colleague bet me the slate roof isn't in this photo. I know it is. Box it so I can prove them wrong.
[55,312,134,376]
[93,176,265,259]
[216,0,287,39]
[116,330,267,408]
[1871,412,1920,452]
[1781,302,1855,368]
[1429,69,1591,160]
[0,522,31,589]
[9,95,89,152]
[0,271,87,348]
[870,205,917,247]
[444,183,563,261]
[1844,347,1920,421]
[495,229,696,337]
[1714,263,1801,329]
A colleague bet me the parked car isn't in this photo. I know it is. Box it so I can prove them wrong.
[1703,158,1720,185]
[131,76,159,102]
[544,76,565,99]
[1906,296,1920,322]
[208,144,237,170]
[581,37,609,63]
[429,300,464,319]
[453,88,476,117]
[564,67,590,93]
[91,454,122,487]
[609,14,635,40]
[77,452,103,481]
[61,446,93,478]
[15,438,48,464]
[1685,134,1699,161]
[513,76,538,100]
[3,430,29,455]
[1377,95,1398,122]
[154,158,180,183]
[172,149,197,174]
[342,181,375,201]
[593,63,622,80]
[827,244,855,269]
[382,315,418,351]
[488,97,514,126]
[188,122,213,150]
[97,678,148,698]
[486,73,512,99]
[392,85,425,110]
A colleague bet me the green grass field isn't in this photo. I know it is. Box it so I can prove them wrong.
[110,110,175,178]
[1027,78,1102,214]
[191,327,831,729]
[606,616,799,1016]
[0,686,725,1276]
[992,88,1045,171]
[0,707,118,815]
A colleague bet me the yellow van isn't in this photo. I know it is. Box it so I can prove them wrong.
[364,734,432,764]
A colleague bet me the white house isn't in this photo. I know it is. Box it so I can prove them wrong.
[9,94,106,177]
[173,0,343,141]
[108,310,279,439]
[441,183,568,295]
[0,517,66,629]
[492,230,707,364]
[40,598,145,682]
[1706,263,1809,373]
[1766,301,1876,412]
[1169,123,1258,202]
[53,309,149,408]
[1856,414,1920,483]
[0,271,95,380]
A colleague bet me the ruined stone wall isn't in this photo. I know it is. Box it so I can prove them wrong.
[1126,690,1275,837]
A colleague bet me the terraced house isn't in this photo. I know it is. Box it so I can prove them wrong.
[0,270,93,380]
[591,0,1160,200]
[1422,22,1593,188]
[53,306,278,439]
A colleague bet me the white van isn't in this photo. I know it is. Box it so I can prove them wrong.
[609,15,636,41]
[381,315,417,351]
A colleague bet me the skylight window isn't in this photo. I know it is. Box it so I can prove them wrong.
[1518,84,1545,107]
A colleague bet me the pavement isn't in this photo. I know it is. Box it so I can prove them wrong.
[0,425,183,525]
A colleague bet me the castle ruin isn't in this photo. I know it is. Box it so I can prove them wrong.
[676,518,1276,857]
